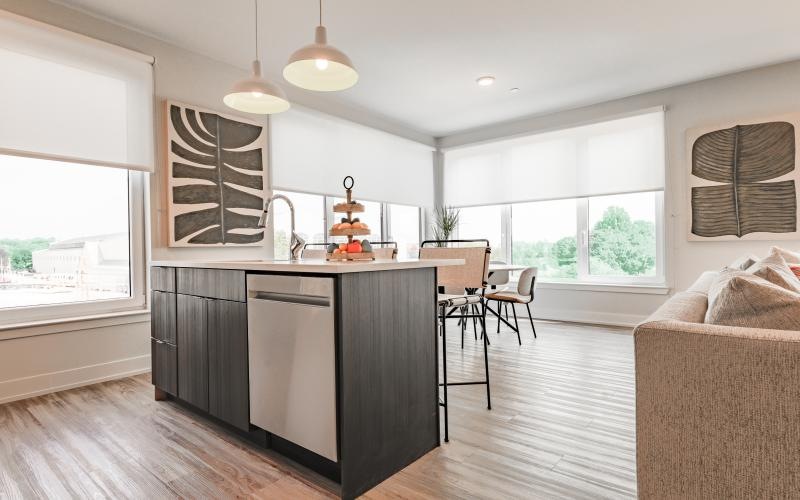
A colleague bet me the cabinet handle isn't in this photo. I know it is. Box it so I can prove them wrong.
[153,338,165,345]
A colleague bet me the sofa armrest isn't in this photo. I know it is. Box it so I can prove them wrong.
[634,320,800,498]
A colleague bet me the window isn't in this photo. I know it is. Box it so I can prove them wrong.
[588,192,659,279]
[461,191,664,285]
[272,190,326,260]
[387,204,421,259]
[0,154,145,322]
[444,109,665,286]
[512,199,578,280]
[271,190,420,259]
[0,13,152,325]
[457,205,506,257]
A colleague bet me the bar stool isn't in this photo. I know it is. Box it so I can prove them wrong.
[420,240,491,443]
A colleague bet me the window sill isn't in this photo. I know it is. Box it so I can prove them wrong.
[501,279,670,295]
[0,308,151,341]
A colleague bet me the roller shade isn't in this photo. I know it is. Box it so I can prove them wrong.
[271,106,435,207]
[0,10,155,172]
[444,109,665,207]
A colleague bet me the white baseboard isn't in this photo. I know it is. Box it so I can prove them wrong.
[0,354,151,405]
[489,305,645,328]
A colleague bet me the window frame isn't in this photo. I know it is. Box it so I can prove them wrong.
[456,189,666,287]
[0,169,147,327]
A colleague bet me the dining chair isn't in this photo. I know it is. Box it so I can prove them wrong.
[487,260,511,323]
[485,267,538,344]
[419,239,491,443]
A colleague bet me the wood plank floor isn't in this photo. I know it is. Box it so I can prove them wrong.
[0,317,635,499]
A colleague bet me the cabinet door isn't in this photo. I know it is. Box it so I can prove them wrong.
[151,291,176,344]
[151,339,177,396]
[208,299,250,431]
[177,294,208,411]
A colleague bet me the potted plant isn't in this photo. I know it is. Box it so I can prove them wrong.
[432,205,460,246]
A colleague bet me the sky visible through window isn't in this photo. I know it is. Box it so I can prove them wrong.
[0,154,130,309]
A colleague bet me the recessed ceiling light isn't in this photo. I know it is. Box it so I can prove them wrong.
[509,87,520,93]
[476,75,495,87]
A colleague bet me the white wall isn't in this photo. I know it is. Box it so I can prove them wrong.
[440,60,800,326]
[0,0,434,403]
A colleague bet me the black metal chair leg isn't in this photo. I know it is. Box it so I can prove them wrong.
[526,302,537,338]
[440,304,449,443]
[511,303,521,345]
[461,305,466,348]
[481,299,491,410]
[504,302,509,320]
[472,304,478,340]
[496,300,501,334]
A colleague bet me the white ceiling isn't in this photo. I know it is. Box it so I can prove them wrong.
[53,0,800,138]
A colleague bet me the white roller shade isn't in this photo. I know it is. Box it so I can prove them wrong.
[444,109,665,206]
[0,11,155,172]
[271,106,435,207]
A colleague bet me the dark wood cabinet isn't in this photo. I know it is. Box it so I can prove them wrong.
[176,268,246,302]
[151,339,177,396]
[208,299,250,431]
[177,294,209,411]
[151,266,176,292]
[159,272,249,430]
[151,291,176,344]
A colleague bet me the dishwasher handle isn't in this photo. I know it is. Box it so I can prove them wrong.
[248,290,331,307]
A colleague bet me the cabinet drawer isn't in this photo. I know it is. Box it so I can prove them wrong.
[152,339,177,396]
[176,268,246,302]
[151,267,176,292]
[151,291,177,344]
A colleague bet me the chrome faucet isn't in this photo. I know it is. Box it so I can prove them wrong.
[257,194,306,261]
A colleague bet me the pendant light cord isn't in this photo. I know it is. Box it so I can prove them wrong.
[319,0,323,26]
[254,0,260,60]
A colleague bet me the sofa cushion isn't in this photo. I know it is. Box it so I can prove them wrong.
[645,291,708,324]
[686,271,719,295]
[706,269,800,330]
[747,249,800,293]
[771,246,800,265]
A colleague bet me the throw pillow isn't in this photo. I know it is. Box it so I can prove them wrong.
[771,246,800,265]
[746,249,800,293]
[706,268,800,330]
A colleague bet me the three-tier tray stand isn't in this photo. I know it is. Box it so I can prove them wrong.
[327,176,374,261]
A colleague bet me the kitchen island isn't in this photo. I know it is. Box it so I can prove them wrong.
[149,258,460,499]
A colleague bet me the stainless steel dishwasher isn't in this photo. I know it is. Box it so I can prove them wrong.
[247,274,337,462]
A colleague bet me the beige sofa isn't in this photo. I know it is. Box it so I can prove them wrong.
[634,271,800,499]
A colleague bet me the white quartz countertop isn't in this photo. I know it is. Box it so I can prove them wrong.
[150,258,464,274]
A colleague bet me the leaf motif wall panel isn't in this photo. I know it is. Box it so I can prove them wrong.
[166,101,267,247]
[687,113,800,241]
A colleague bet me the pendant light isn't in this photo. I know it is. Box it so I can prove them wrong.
[224,0,290,114]
[283,0,358,92]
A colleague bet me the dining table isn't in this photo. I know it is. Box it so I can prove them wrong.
[487,263,525,276]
